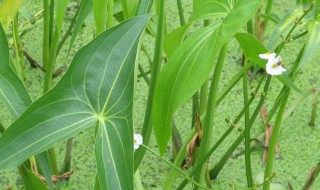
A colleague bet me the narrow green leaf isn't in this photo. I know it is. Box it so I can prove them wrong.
[93,0,107,34]
[0,22,31,119]
[35,153,54,190]
[163,24,190,57]
[19,167,48,190]
[235,33,302,92]
[56,0,69,33]
[121,0,139,19]
[152,0,262,154]
[66,0,93,59]
[191,0,230,22]
[0,15,150,190]
[136,0,154,16]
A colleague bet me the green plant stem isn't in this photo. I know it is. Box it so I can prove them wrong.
[43,0,50,70]
[309,88,318,126]
[57,1,82,56]
[107,0,114,28]
[62,138,73,173]
[247,19,253,34]
[209,75,271,180]
[264,0,273,30]
[243,58,253,187]
[192,92,199,128]
[141,144,213,190]
[193,43,228,188]
[138,64,150,85]
[43,33,59,92]
[177,85,259,190]
[141,43,152,67]
[176,0,186,26]
[49,0,55,43]
[263,90,290,190]
[275,5,313,54]
[134,0,165,171]
[176,67,262,190]
[199,80,208,116]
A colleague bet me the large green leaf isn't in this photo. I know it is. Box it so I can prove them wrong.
[152,0,262,154]
[0,15,150,190]
[0,23,31,120]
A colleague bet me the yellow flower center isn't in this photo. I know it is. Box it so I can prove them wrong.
[272,64,277,68]
[134,139,137,143]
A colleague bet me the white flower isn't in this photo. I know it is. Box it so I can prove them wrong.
[134,133,143,150]
[259,52,287,76]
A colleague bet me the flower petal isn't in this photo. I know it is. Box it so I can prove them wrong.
[134,133,143,150]
[259,52,276,60]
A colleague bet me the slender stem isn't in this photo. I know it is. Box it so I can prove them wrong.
[107,0,114,28]
[243,58,253,187]
[193,43,228,188]
[138,64,150,85]
[134,0,165,171]
[43,33,59,92]
[43,0,50,70]
[141,44,152,67]
[49,0,55,42]
[175,67,261,190]
[176,0,186,26]
[276,5,314,54]
[209,75,271,180]
[57,1,82,55]
[216,65,250,105]
[263,0,273,30]
[309,88,318,126]
[263,90,290,190]
[141,144,213,190]
[246,19,253,34]
[199,80,208,116]
[177,77,261,190]
[192,92,199,128]
[62,138,73,173]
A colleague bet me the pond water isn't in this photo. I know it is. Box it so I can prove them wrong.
[0,0,319,189]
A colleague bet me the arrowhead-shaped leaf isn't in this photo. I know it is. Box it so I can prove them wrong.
[0,15,150,190]
[152,0,262,155]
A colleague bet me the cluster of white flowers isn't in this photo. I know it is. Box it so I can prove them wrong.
[134,133,143,150]
[259,52,286,75]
